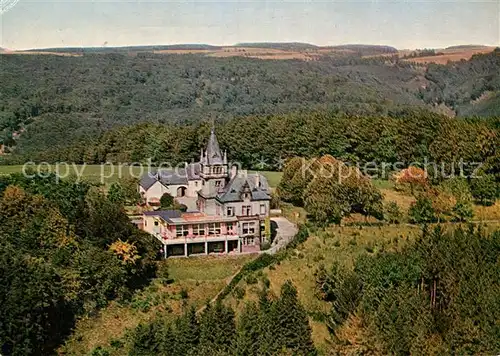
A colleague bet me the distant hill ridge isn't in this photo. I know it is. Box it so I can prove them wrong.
[326,44,398,53]
[24,43,401,53]
[445,44,492,50]
[234,42,320,50]
[24,44,223,53]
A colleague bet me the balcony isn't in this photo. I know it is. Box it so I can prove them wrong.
[153,232,239,245]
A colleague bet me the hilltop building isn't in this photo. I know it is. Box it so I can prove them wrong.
[139,128,271,258]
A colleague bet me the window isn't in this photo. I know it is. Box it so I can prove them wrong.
[242,205,251,216]
[154,221,159,226]
[195,181,198,187]
[176,225,189,237]
[242,222,256,235]
[226,206,234,216]
[192,224,205,236]
[260,204,266,215]
[243,193,251,200]
[213,166,222,174]
[208,223,221,235]
[215,180,221,187]
[244,236,255,245]
[226,222,233,232]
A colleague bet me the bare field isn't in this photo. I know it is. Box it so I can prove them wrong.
[2,50,83,57]
[402,46,496,64]
[3,45,495,63]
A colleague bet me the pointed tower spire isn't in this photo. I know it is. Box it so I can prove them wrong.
[205,127,223,165]
[223,149,227,165]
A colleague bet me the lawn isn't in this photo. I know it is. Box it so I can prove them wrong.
[168,254,255,281]
[251,170,283,188]
[372,178,394,190]
[0,165,283,188]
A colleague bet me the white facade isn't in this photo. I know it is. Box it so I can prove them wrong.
[140,180,191,204]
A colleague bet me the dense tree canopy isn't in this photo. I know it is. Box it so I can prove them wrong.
[1,49,499,155]
[128,281,315,355]
[317,227,500,354]
[0,174,158,355]
[278,155,384,224]
[4,112,498,181]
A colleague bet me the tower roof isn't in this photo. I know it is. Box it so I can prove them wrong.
[205,128,223,165]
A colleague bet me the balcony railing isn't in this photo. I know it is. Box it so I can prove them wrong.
[154,231,239,244]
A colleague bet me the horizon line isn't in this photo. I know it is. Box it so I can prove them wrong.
[2,42,498,52]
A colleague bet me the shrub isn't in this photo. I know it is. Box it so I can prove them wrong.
[260,241,271,251]
[160,193,174,209]
[262,275,271,288]
[90,346,111,356]
[408,197,437,224]
[439,177,473,202]
[471,174,497,206]
[179,288,189,300]
[452,201,474,222]
[131,294,153,312]
[110,338,124,349]
[384,201,402,224]
[245,274,258,285]
[233,286,246,299]
[157,262,173,285]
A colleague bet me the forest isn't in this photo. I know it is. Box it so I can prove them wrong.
[0,45,499,356]
[0,49,499,154]
[4,111,498,183]
[315,226,500,354]
[0,173,158,355]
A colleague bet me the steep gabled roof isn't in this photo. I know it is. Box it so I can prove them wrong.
[139,169,189,190]
[216,173,271,203]
[139,173,162,190]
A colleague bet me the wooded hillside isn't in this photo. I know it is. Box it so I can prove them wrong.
[1,49,498,154]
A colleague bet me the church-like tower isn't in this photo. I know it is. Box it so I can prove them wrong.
[200,128,228,192]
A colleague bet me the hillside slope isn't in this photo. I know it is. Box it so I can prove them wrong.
[0,53,428,152]
[1,49,499,154]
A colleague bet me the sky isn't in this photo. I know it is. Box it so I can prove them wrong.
[0,0,499,50]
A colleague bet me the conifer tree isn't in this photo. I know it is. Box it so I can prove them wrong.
[172,306,199,355]
[129,318,173,356]
[235,302,262,356]
[267,281,316,355]
[199,301,236,353]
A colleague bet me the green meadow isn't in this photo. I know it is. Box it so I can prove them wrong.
[0,164,284,188]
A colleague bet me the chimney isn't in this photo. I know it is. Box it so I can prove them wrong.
[255,174,260,188]
[230,165,238,179]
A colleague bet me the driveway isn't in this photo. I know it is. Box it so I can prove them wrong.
[264,217,298,254]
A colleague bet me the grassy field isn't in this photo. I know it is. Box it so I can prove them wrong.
[60,254,255,355]
[0,165,283,188]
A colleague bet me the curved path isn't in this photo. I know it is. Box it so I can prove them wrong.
[263,217,298,255]
[197,217,298,313]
